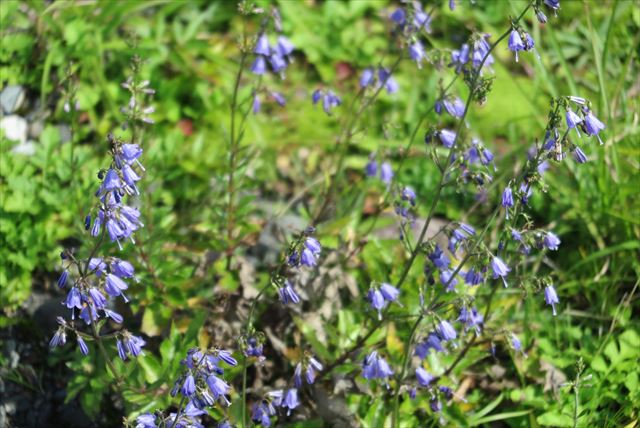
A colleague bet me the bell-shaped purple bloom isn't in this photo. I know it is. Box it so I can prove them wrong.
[269,54,287,74]
[464,268,483,286]
[182,374,196,396]
[566,110,582,136]
[360,67,374,88]
[254,34,270,56]
[136,414,156,428]
[88,287,107,309]
[457,307,484,335]
[415,367,434,387]
[250,56,267,75]
[583,110,605,144]
[443,97,465,118]
[409,42,425,68]
[415,333,444,359]
[65,287,82,309]
[77,336,89,355]
[380,162,393,184]
[271,91,286,107]
[252,94,261,114]
[105,273,128,297]
[58,270,68,288]
[428,245,450,270]
[413,8,432,32]
[102,169,121,192]
[104,309,123,323]
[278,281,300,305]
[508,30,525,62]
[544,285,560,316]
[524,33,535,51]
[401,187,416,205]
[378,68,399,94]
[543,232,561,250]
[491,256,511,287]
[501,186,514,208]
[88,258,106,276]
[112,259,134,278]
[573,146,588,163]
[438,129,457,148]
[365,159,378,177]
[390,8,405,25]
[276,36,294,58]
[368,288,386,319]
[251,402,273,426]
[322,91,341,115]
[207,374,230,400]
[49,328,66,348]
[362,351,394,381]
[437,320,457,341]
[311,89,322,104]
[282,389,299,415]
[380,283,400,302]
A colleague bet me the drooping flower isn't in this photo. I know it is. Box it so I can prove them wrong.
[390,8,406,26]
[362,351,394,382]
[181,374,196,397]
[583,109,606,144]
[457,307,484,335]
[368,288,386,319]
[254,34,270,56]
[401,187,416,205]
[250,56,267,75]
[276,36,295,59]
[443,97,465,118]
[278,281,300,305]
[77,336,89,355]
[501,186,514,208]
[378,68,399,94]
[360,67,375,88]
[380,162,393,184]
[491,256,511,287]
[58,270,69,288]
[437,320,457,341]
[105,273,128,298]
[543,232,561,250]
[508,29,525,62]
[365,158,378,177]
[409,41,425,68]
[438,129,457,148]
[566,110,583,137]
[416,367,434,387]
[572,146,588,163]
[544,285,560,315]
[281,389,299,415]
[415,333,445,359]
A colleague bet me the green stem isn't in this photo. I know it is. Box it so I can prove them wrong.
[391,314,424,428]
[226,50,249,270]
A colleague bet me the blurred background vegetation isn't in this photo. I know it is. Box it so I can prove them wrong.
[1,0,638,427]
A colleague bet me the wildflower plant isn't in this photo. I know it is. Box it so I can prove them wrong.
[52,56,153,385]
[30,0,632,426]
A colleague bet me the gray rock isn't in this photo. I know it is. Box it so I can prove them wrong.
[0,85,26,114]
[0,115,28,143]
[11,140,37,156]
[28,119,44,139]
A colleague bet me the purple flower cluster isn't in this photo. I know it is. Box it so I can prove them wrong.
[311,88,341,115]
[360,67,399,94]
[365,156,394,185]
[367,283,401,319]
[250,33,295,78]
[251,389,300,426]
[136,348,237,428]
[52,76,154,359]
[508,28,536,62]
[361,351,394,385]
[293,354,323,387]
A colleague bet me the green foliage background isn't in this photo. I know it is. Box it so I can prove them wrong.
[1,0,638,427]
